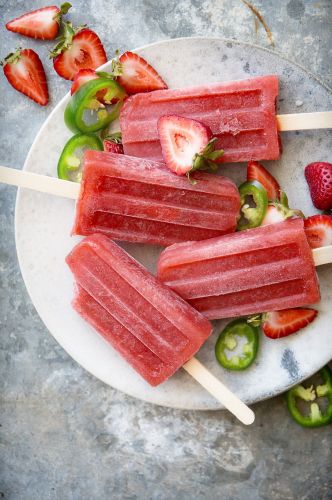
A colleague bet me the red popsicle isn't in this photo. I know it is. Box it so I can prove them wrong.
[120,75,280,164]
[66,234,212,386]
[72,151,240,246]
[157,219,320,319]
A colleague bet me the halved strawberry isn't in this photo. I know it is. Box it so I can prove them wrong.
[2,49,49,106]
[262,308,318,339]
[117,51,167,94]
[51,23,107,80]
[71,68,98,94]
[261,205,286,226]
[247,161,281,201]
[304,214,332,249]
[157,115,224,177]
[70,69,119,104]
[6,3,71,40]
[261,202,304,227]
[70,68,120,105]
[103,133,124,154]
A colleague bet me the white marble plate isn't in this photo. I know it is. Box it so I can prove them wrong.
[15,38,332,410]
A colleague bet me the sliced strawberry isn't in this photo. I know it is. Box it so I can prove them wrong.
[305,162,332,211]
[304,214,332,249]
[157,115,223,176]
[6,3,71,40]
[262,308,318,339]
[51,23,107,80]
[117,51,167,94]
[70,68,120,105]
[2,49,49,106]
[71,68,98,94]
[261,205,286,226]
[247,161,281,201]
[261,202,303,227]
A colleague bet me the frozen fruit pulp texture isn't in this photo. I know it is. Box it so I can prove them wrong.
[120,75,280,164]
[157,219,320,319]
[66,234,212,386]
[72,150,240,245]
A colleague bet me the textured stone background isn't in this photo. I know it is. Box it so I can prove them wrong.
[1,1,332,499]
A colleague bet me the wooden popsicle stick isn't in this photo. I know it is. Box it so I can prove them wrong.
[312,245,332,266]
[2,165,332,425]
[0,165,79,199]
[2,164,332,270]
[0,164,255,424]
[183,358,255,425]
[277,111,332,131]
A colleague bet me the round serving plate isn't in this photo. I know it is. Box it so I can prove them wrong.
[15,37,332,410]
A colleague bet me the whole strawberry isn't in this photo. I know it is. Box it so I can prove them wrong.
[305,162,332,210]
[103,132,124,154]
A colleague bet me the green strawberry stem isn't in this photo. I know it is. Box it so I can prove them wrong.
[50,22,86,58]
[187,138,224,182]
[104,132,122,143]
[246,314,263,327]
[271,200,305,220]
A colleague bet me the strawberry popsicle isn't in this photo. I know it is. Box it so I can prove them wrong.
[157,219,320,319]
[120,75,280,164]
[72,150,240,246]
[66,234,212,386]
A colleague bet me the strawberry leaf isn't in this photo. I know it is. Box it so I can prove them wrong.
[95,71,114,79]
[110,50,123,77]
[60,2,72,15]
[104,132,122,144]
[247,314,263,327]
[54,2,72,24]
[2,48,22,66]
[188,138,224,177]
[280,190,289,208]
[96,51,123,81]
[50,22,85,58]
[271,201,305,220]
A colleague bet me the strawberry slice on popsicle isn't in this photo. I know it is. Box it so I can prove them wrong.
[157,115,224,178]
[120,75,280,164]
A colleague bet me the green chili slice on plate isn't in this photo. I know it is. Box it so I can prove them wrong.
[57,133,103,182]
[237,180,268,230]
[286,367,332,428]
[215,319,259,371]
[64,78,126,134]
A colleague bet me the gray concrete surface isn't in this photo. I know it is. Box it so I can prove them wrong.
[0,1,332,499]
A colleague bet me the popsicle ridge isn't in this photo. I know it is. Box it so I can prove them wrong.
[120,75,280,163]
[157,219,320,319]
[72,151,240,245]
[66,234,213,385]
[73,286,175,385]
